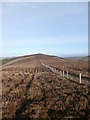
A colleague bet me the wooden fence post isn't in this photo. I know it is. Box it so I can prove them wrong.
[67,71,68,79]
[60,71,62,77]
[63,70,64,77]
[79,73,81,83]
[54,69,56,73]
[57,70,59,74]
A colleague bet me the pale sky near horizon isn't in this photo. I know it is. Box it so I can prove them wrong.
[2,2,88,57]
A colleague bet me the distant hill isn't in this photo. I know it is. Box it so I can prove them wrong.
[68,56,89,61]
[2,53,68,66]
[1,58,15,65]
[2,54,89,66]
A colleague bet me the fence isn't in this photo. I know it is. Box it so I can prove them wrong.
[41,61,89,85]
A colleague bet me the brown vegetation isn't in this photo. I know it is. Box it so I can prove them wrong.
[2,54,90,119]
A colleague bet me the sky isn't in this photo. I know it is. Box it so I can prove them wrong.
[1,2,88,57]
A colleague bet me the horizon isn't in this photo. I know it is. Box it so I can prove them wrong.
[0,53,88,59]
[1,2,88,57]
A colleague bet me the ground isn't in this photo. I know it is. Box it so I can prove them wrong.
[1,54,90,119]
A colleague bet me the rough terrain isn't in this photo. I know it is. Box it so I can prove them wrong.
[1,54,90,119]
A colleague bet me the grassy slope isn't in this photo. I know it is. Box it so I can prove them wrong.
[0,58,15,65]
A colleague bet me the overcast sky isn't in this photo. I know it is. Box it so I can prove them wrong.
[2,2,88,57]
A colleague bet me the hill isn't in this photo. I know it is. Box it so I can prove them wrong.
[2,53,89,119]
[2,53,67,66]
[68,56,89,61]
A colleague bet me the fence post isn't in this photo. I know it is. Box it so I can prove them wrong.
[63,70,64,77]
[52,68,54,72]
[79,73,81,83]
[57,70,59,74]
[55,69,57,73]
[60,71,62,77]
[67,71,68,79]
[54,68,56,73]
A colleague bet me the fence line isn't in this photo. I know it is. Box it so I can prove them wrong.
[40,60,89,85]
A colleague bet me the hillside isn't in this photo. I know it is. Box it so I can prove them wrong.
[2,54,67,65]
[68,56,89,61]
[2,54,89,119]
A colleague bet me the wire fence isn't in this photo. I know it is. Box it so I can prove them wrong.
[41,61,89,85]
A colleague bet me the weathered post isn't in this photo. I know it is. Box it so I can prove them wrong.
[67,71,68,79]
[63,70,64,77]
[60,70,62,77]
[55,69,57,73]
[79,73,81,83]
[59,70,61,76]
[56,70,58,74]
[52,68,54,72]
